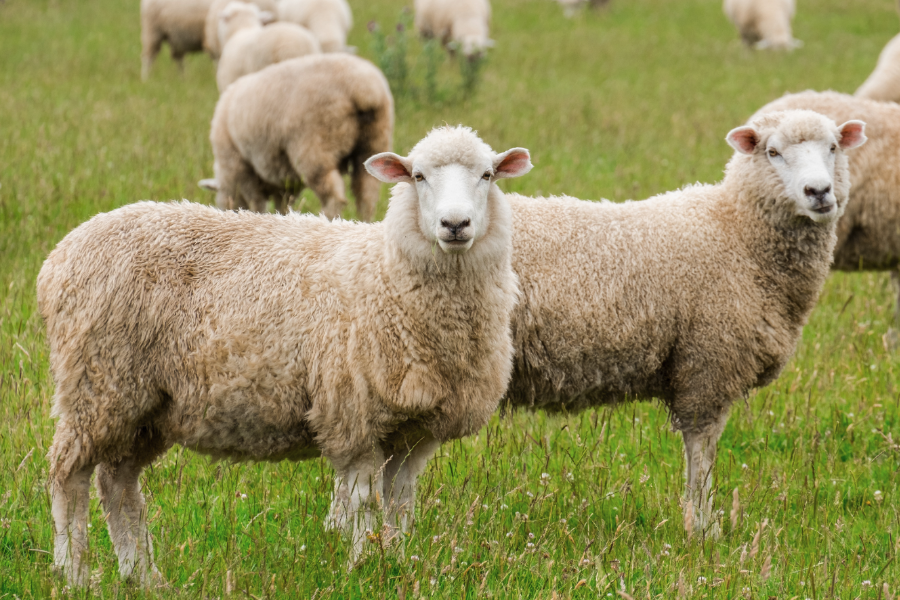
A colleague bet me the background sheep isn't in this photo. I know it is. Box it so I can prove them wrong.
[204,0,278,59]
[140,0,214,80]
[855,34,900,102]
[752,91,900,320]
[415,0,494,59]
[276,0,353,53]
[40,126,531,584]
[216,1,321,93]
[723,0,801,50]
[505,110,866,535]
[199,53,393,220]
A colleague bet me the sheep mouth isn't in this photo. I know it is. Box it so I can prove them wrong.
[811,204,834,215]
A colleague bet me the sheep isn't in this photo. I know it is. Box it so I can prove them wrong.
[504,110,866,536]
[723,0,801,50]
[554,0,610,18]
[39,125,532,586]
[752,90,900,322]
[140,0,214,80]
[198,53,393,220]
[855,34,900,102]
[216,1,321,93]
[204,0,278,59]
[276,0,353,53]
[414,0,494,59]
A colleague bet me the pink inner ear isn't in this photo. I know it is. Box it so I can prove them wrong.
[839,121,866,149]
[495,150,531,178]
[727,127,759,155]
[368,156,411,181]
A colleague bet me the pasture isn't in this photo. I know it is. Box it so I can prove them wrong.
[2,0,900,596]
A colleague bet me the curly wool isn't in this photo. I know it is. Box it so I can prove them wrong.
[204,0,277,58]
[276,0,352,53]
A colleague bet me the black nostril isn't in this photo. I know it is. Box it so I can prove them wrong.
[805,185,831,199]
[440,219,470,235]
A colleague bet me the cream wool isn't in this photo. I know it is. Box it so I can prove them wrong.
[723,0,800,50]
[41,126,528,585]
[216,2,320,93]
[753,92,900,304]
[276,0,352,53]
[140,0,214,80]
[200,53,393,220]
[204,0,278,58]
[506,110,865,536]
[856,34,900,102]
[415,0,494,59]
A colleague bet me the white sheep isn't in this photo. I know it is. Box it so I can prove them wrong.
[752,90,900,320]
[216,1,321,93]
[276,0,353,53]
[199,53,394,220]
[723,0,801,50]
[204,0,278,59]
[140,0,214,80]
[415,0,494,59]
[39,126,532,585]
[505,110,865,535]
[855,34,900,102]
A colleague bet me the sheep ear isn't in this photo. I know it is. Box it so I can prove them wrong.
[838,120,867,150]
[365,153,413,183]
[199,179,219,191]
[259,10,276,24]
[493,148,532,179]
[726,126,759,155]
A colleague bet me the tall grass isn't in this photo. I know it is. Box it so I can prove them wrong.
[2,0,900,597]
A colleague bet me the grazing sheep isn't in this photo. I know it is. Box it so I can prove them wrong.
[199,53,393,220]
[40,126,531,585]
[752,90,900,317]
[204,0,278,59]
[276,0,353,53]
[505,110,866,535]
[855,34,900,102]
[140,0,214,80]
[723,0,801,50]
[216,1,321,93]
[415,0,494,59]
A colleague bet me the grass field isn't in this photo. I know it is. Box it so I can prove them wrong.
[3,0,900,597]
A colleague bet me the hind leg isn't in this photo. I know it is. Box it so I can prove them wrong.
[96,432,169,585]
[49,422,96,586]
[307,169,347,220]
[351,158,381,222]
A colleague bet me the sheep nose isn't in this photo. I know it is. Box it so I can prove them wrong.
[440,218,470,237]
[804,185,831,202]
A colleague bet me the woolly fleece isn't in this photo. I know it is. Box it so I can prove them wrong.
[723,0,799,50]
[140,0,214,80]
[414,0,492,57]
[204,0,277,58]
[276,0,352,53]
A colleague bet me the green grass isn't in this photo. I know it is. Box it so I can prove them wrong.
[3,0,900,597]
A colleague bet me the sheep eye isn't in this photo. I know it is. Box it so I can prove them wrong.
[830,144,837,153]
[482,171,491,180]
[767,149,779,157]
[414,174,424,182]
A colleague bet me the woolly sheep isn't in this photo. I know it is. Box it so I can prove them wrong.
[276,0,353,53]
[204,0,278,59]
[415,0,494,59]
[855,34,900,102]
[140,0,214,80]
[199,53,393,220]
[752,91,900,317]
[723,0,801,50]
[505,110,866,535]
[40,126,532,585]
[216,1,321,93]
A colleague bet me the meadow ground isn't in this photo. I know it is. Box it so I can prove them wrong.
[2,0,900,597]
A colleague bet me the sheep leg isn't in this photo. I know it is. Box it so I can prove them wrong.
[351,159,381,222]
[681,424,724,538]
[141,29,163,81]
[331,448,386,563]
[382,436,440,543]
[96,459,160,585]
[51,464,95,586]
[308,169,348,220]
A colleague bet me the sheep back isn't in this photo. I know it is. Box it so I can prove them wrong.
[205,0,278,58]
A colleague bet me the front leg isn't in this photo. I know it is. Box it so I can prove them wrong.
[382,435,440,544]
[681,415,727,538]
[327,448,386,564]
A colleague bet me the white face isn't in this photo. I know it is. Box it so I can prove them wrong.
[764,133,840,223]
[410,161,493,253]
[365,142,532,255]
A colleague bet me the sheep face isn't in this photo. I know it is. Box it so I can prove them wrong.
[218,1,271,46]
[366,137,531,254]
[727,114,867,224]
